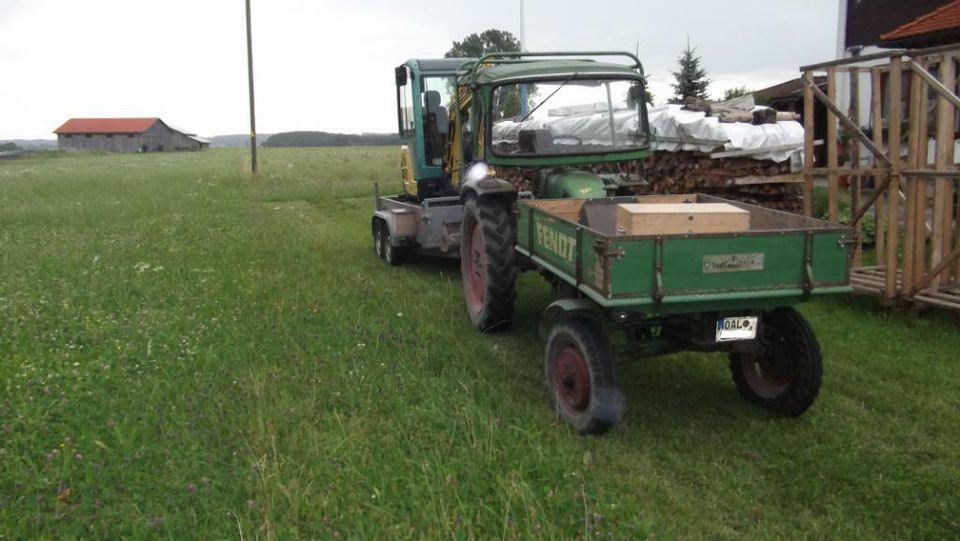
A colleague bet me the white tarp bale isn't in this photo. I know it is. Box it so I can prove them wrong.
[647,104,804,162]
[491,103,805,163]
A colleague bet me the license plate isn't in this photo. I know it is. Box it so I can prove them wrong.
[716,316,758,342]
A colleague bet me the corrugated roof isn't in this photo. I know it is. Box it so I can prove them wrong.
[881,0,960,41]
[187,135,211,144]
[54,118,163,134]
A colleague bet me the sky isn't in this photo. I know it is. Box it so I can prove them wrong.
[0,0,841,140]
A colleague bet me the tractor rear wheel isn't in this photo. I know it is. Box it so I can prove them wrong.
[729,307,822,416]
[545,319,624,435]
[460,196,517,332]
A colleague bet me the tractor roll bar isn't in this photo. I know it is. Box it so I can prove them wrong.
[460,51,645,84]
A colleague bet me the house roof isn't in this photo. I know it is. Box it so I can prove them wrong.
[754,76,827,104]
[880,0,960,42]
[845,0,950,48]
[54,117,164,134]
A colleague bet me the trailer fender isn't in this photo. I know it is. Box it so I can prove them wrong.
[539,298,605,341]
[372,209,416,244]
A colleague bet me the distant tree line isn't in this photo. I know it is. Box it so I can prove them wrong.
[0,142,21,152]
[263,132,403,148]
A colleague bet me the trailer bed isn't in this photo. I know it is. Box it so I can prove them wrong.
[516,194,853,315]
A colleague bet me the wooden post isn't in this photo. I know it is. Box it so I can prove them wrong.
[903,62,922,293]
[932,55,957,287]
[849,67,863,267]
[872,67,885,262]
[886,56,903,300]
[803,70,816,217]
[827,67,840,222]
[913,58,930,288]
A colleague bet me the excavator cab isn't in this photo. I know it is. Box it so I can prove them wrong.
[394,58,474,200]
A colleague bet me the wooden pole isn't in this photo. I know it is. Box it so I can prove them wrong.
[934,54,957,285]
[827,67,840,222]
[903,62,922,293]
[885,56,903,300]
[913,58,930,288]
[849,67,862,267]
[872,67,885,261]
[803,70,815,217]
[245,0,258,175]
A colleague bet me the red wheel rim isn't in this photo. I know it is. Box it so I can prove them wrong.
[743,354,791,399]
[465,223,487,315]
[551,344,591,413]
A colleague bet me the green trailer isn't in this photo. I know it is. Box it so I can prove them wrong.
[500,194,854,434]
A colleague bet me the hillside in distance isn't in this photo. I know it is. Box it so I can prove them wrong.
[263,131,402,148]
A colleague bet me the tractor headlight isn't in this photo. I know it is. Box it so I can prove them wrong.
[465,162,490,183]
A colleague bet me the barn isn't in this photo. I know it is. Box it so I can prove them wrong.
[54,118,210,153]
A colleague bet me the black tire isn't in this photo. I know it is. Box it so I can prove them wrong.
[460,196,517,332]
[380,224,405,266]
[373,220,385,259]
[545,319,625,435]
[729,307,823,416]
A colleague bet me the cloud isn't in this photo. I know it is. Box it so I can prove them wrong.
[0,0,839,139]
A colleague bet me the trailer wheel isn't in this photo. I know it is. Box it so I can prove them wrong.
[729,307,823,416]
[460,196,517,332]
[373,220,385,259]
[545,319,624,435]
[380,224,405,266]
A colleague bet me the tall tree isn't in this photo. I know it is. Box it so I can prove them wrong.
[670,39,711,102]
[445,29,520,58]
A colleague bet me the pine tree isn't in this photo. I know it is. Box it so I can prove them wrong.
[670,39,711,102]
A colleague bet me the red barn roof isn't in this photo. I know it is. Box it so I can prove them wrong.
[54,118,164,134]
[881,0,960,42]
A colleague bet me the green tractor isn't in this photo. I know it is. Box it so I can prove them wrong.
[375,53,849,435]
[374,51,652,325]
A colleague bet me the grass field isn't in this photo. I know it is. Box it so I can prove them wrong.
[1,148,958,539]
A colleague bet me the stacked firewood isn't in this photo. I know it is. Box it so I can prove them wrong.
[634,151,803,212]
[493,155,803,212]
[635,151,803,212]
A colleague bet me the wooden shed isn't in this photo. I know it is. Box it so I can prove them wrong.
[54,118,209,153]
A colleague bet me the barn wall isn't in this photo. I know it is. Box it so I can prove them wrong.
[56,120,206,152]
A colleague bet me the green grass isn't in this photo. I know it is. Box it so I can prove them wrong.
[1,148,958,539]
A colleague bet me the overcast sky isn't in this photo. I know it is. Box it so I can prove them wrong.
[0,0,840,140]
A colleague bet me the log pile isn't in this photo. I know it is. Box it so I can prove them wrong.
[633,151,803,212]
[495,153,804,213]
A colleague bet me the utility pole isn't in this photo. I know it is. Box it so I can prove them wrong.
[245,0,258,174]
[519,0,526,51]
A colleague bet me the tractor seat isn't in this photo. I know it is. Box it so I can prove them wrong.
[518,129,553,154]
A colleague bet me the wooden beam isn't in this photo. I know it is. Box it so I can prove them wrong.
[913,59,930,288]
[800,49,906,72]
[886,56,903,300]
[908,60,960,111]
[827,67,840,222]
[911,243,960,295]
[903,63,922,293]
[808,82,891,166]
[872,67,885,259]
[803,70,815,217]
[933,54,956,286]
[849,67,862,267]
